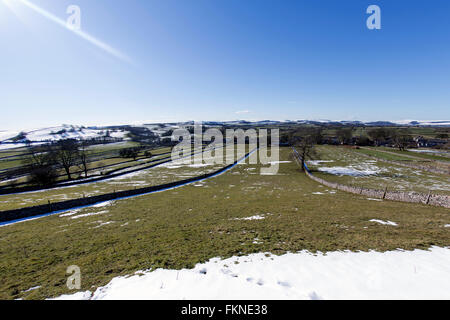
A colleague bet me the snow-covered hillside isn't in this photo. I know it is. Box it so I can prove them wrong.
[0,131,20,142]
[25,126,105,142]
[0,124,180,150]
[198,119,450,127]
[0,125,131,144]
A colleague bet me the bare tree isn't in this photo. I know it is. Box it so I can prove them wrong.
[78,141,90,178]
[23,146,58,186]
[144,150,153,158]
[392,130,411,151]
[54,139,79,180]
[336,127,353,145]
[119,147,140,161]
[290,128,319,171]
[368,128,391,146]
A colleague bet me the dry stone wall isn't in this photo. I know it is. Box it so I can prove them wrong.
[292,149,450,208]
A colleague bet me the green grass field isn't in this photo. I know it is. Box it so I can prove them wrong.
[353,147,450,173]
[0,147,223,211]
[0,147,449,300]
[377,147,450,162]
[308,146,450,195]
[0,144,173,188]
[355,148,416,162]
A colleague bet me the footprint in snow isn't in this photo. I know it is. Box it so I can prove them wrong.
[308,291,323,300]
[277,280,291,288]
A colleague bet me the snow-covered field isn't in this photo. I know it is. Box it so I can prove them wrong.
[0,123,182,146]
[0,125,135,145]
[54,247,450,300]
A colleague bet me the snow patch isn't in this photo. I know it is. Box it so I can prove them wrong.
[307,160,334,166]
[59,209,82,217]
[232,214,271,221]
[268,161,292,165]
[92,221,115,229]
[92,201,114,208]
[370,219,398,226]
[318,166,380,177]
[52,247,450,300]
[70,210,108,220]
[51,291,92,300]
[409,149,449,155]
[23,286,41,293]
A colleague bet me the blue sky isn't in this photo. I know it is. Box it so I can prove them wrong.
[0,0,449,129]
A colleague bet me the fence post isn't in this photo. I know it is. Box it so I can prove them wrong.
[426,191,432,205]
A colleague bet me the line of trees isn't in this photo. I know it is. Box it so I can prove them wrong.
[23,140,156,187]
[283,126,417,151]
[23,139,91,186]
[24,147,58,186]
[288,128,321,171]
[366,128,412,150]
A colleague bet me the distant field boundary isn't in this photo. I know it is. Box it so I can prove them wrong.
[362,147,450,165]
[0,152,173,191]
[0,157,172,196]
[357,148,450,175]
[0,147,213,196]
[292,149,450,209]
[0,150,256,225]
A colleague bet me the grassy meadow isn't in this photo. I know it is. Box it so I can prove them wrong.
[0,147,449,300]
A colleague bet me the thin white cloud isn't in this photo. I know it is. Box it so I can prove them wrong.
[12,0,132,64]
[235,110,251,115]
